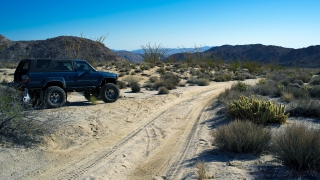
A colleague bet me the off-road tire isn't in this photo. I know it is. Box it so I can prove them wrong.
[100,83,119,103]
[44,86,66,108]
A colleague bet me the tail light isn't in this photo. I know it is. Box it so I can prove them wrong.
[25,75,30,83]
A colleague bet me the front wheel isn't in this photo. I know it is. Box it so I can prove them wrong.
[44,86,66,108]
[100,83,119,103]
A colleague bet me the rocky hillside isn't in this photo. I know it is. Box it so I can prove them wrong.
[0,35,122,63]
[168,44,320,67]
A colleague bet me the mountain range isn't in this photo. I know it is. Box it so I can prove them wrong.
[1,35,320,67]
[168,44,320,67]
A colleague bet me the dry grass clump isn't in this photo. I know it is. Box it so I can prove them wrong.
[227,95,289,124]
[213,120,271,154]
[272,123,320,171]
[158,86,169,94]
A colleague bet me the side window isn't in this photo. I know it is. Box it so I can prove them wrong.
[53,62,73,71]
[76,62,93,72]
[36,60,51,69]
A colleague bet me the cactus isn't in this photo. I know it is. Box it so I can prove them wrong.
[227,95,289,124]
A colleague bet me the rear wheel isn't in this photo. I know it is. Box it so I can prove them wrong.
[100,83,119,103]
[44,86,66,108]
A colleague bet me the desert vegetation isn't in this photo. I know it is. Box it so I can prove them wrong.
[2,43,320,179]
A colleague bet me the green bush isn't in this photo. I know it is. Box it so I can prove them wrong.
[227,95,289,124]
[131,83,141,93]
[272,123,320,171]
[158,86,169,94]
[213,120,271,154]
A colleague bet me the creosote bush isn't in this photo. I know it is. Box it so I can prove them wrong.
[227,95,289,124]
[213,120,271,154]
[272,123,320,171]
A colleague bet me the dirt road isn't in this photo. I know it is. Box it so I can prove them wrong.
[0,79,258,179]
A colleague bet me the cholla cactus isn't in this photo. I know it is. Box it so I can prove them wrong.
[228,95,289,124]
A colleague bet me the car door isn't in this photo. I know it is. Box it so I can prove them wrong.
[74,61,99,88]
[51,61,78,88]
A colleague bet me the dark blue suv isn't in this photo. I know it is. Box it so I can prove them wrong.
[14,58,119,108]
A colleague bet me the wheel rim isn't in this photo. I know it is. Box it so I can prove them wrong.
[50,92,61,104]
[106,89,116,99]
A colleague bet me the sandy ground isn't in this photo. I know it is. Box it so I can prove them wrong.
[0,67,319,179]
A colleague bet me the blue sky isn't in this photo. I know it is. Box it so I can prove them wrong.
[1,0,319,50]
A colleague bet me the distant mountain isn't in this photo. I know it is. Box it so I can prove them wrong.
[0,35,122,63]
[114,50,144,63]
[168,44,320,67]
[112,46,212,62]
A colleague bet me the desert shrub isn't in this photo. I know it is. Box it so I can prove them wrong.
[88,96,97,105]
[309,85,320,98]
[272,123,320,171]
[227,95,289,124]
[117,81,127,89]
[118,72,125,77]
[281,92,294,103]
[287,87,310,99]
[130,72,136,75]
[124,76,140,87]
[233,74,245,81]
[232,81,248,92]
[292,79,304,86]
[214,74,228,82]
[295,74,312,83]
[157,67,166,75]
[0,86,47,146]
[195,162,212,180]
[218,87,246,106]
[158,86,169,94]
[196,78,210,86]
[287,99,320,118]
[251,81,282,97]
[154,72,180,90]
[213,120,271,154]
[134,69,142,73]
[131,83,141,93]
[149,76,159,83]
[309,75,320,85]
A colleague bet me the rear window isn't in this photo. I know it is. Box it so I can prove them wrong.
[36,60,51,69]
